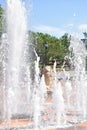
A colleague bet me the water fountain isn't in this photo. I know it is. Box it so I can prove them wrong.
[0,0,87,130]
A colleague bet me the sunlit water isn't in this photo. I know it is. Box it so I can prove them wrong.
[0,0,87,130]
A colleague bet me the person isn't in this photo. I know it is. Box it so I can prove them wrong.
[41,66,54,92]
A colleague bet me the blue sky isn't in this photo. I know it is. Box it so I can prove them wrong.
[1,0,87,38]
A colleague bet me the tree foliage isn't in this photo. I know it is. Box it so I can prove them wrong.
[30,31,70,65]
[0,5,4,37]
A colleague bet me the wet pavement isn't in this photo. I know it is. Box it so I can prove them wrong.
[57,126,87,130]
[0,119,87,130]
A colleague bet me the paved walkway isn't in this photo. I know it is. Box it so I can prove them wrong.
[0,119,87,130]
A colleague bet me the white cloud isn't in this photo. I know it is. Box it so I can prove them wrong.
[32,25,66,37]
[79,24,87,31]
[66,23,74,28]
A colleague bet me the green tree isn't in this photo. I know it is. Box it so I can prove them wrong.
[83,32,87,39]
[29,31,70,66]
[60,33,70,53]
[82,32,87,70]
[81,32,87,46]
[0,5,4,37]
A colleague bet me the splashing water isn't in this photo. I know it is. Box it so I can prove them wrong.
[68,36,87,121]
[1,0,31,126]
[0,0,87,129]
